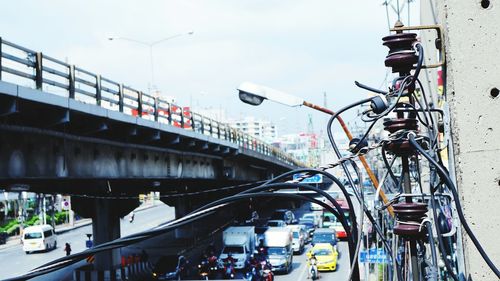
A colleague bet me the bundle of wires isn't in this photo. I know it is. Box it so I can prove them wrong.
[6,169,363,281]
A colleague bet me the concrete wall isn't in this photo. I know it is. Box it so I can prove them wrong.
[441,1,500,280]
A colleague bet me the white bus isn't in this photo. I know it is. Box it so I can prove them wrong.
[22,225,57,254]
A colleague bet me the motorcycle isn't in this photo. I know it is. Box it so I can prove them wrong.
[244,266,258,281]
[222,258,236,279]
[208,255,219,279]
[309,258,318,280]
[198,260,210,280]
[259,260,274,281]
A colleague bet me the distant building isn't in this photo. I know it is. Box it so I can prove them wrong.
[273,132,326,167]
[229,116,278,142]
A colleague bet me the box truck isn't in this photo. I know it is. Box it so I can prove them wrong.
[219,226,255,269]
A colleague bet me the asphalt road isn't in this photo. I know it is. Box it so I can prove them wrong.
[273,241,350,281]
[0,203,174,280]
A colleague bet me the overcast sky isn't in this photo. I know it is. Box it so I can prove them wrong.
[0,1,419,136]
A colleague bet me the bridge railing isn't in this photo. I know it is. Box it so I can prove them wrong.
[0,37,303,167]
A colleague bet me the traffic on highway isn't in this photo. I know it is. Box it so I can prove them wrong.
[141,194,351,281]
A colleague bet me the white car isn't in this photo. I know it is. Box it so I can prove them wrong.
[301,213,322,228]
[22,225,57,254]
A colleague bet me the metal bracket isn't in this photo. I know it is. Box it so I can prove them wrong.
[390,24,445,69]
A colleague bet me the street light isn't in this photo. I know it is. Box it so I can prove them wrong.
[237,81,394,216]
[108,31,194,93]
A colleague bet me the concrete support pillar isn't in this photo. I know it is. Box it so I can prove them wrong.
[92,199,121,271]
[173,196,194,239]
[439,1,500,280]
[73,196,140,271]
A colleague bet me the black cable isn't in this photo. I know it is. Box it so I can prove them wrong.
[6,209,218,281]
[187,190,361,281]
[187,183,357,251]
[398,102,431,128]
[411,43,424,86]
[430,190,459,281]
[355,80,388,95]
[381,145,400,189]
[415,78,439,149]
[351,118,379,153]
[237,182,355,245]
[409,135,500,278]
[263,168,358,238]
[13,189,361,281]
[325,97,403,281]
[424,221,439,280]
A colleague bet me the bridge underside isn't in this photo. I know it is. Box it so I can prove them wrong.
[0,80,306,274]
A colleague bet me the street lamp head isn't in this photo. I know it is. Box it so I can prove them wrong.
[237,82,304,107]
[237,82,266,106]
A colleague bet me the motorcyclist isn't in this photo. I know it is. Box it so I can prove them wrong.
[223,254,236,278]
[245,254,259,281]
[308,253,319,279]
[177,255,189,279]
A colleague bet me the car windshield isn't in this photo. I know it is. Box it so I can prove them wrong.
[313,248,333,256]
[24,232,43,239]
[222,246,244,254]
[267,247,286,255]
[293,232,299,238]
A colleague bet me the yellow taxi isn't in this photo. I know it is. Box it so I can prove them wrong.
[307,243,338,271]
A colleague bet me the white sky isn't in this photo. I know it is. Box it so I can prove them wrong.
[0,0,420,136]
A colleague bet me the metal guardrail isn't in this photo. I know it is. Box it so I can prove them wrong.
[0,37,303,167]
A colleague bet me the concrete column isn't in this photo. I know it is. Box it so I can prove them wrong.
[72,196,140,271]
[92,198,121,271]
[173,196,194,239]
[440,1,500,280]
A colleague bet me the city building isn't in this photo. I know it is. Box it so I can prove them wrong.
[229,116,278,142]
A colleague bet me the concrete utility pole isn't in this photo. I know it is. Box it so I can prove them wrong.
[436,1,500,280]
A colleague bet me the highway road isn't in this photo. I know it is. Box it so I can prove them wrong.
[273,241,350,281]
[0,203,174,280]
[1,186,359,281]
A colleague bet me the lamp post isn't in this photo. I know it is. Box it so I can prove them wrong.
[108,31,194,93]
[237,81,394,217]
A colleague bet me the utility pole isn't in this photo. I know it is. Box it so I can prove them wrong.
[436,1,500,280]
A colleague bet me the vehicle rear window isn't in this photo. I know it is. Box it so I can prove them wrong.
[313,233,337,245]
[267,247,286,255]
[223,246,244,254]
[299,218,313,225]
[313,248,333,256]
[24,232,42,239]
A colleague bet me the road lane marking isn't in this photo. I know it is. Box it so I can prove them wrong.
[298,256,309,280]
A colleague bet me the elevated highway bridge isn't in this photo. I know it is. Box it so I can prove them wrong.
[0,37,304,271]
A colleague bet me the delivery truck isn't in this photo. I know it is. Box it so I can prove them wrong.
[263,227,293,274]
[219,226,256,269]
